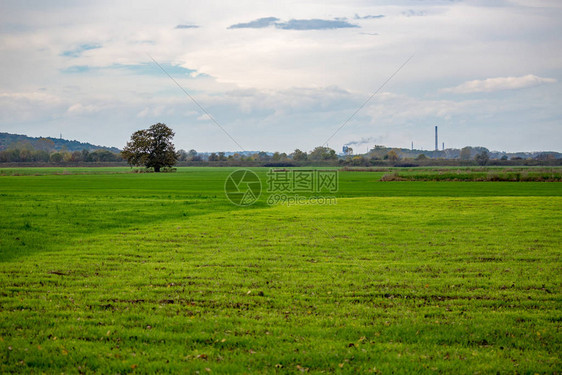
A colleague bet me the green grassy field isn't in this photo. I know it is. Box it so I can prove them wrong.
[1,167,561,373]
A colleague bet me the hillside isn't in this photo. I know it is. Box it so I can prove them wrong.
[0,132,120,153]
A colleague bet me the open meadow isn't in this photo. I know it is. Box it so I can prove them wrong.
[0,167,561,373]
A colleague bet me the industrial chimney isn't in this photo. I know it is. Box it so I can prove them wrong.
[435,126,438,151]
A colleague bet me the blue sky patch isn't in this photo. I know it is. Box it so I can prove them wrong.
[228,17,358,30]
[61,65,91,73]
[61,63,198,77]
[61,43,102,58]
[228,17,280,29]
[276,19,358,30]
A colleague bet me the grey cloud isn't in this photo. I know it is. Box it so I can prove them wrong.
[276,19,358,30]
[228,17,358,30]
[354,14,385,20]
[442,75,557,94]
[228,17,279,29]
[175,24,199,29]
[402,10,427,17]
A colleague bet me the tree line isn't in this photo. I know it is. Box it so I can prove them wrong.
[121,123,341,171]
[122,124,562,171]
[180,147,337,163]
[2,123,559,168]
[0,145,121,163]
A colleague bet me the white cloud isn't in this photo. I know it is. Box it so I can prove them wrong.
[0,91,64,122]
[67,103,98,114]
[442,75,557,94]
[0,91,60,104]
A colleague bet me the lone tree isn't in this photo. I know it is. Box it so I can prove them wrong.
[122,123,178,172]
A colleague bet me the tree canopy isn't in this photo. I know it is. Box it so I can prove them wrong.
[122,123,178,172]
[309,146,337,161]
[475,150,489,166]
[460,146,472,160]
[292,149,308,161]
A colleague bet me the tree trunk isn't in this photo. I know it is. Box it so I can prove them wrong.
[154,166,160,172]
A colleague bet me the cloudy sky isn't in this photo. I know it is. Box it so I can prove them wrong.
[1,0,561,153]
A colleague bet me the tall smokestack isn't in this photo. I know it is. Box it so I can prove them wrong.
[435,126,438,151]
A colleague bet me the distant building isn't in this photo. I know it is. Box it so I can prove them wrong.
[342,145,353,156]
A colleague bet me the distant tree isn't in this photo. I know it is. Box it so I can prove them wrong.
[208,153,218,162]
[500,155,508,161]
[368,145,389,160]
[187,149,198,160]
[177,149,188,161]
[0,149,17,162]
[536,152,556,161]
[50,152,63,163]
[416,154,427,160]
[36,137,55,152]
[218,152,227,161]
[309,146,337,161]
[19,148,33,162]
[90,149,120,162]
[71,150,82,162]
[11,140,34,151]
[62,151,73,162]
[292,149,308,161]
[351,155,366,166]
[35,150,50,162]
[122,123,178,172]
[460,147,472,160]
[257,151,271,162]
[81,149,90,162]
[269,152,286,161]
[385,150,399,162]
[475,150,489,166]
